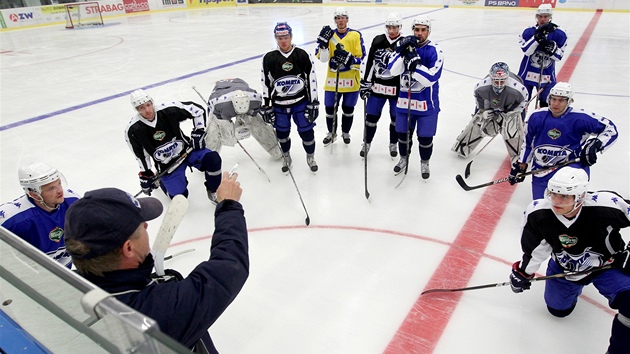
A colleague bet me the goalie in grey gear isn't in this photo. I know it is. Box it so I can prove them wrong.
[205,78,282,160]
[452,62,529,163]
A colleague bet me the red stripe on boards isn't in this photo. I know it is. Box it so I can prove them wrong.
[384,10,603,354]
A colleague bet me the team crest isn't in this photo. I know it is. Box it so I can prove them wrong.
[547,128,561,140]
[153,131,166,141]
[49,227,63,243]
[282,62,294,72]
[559,234,577,248]
[491,98,500,106]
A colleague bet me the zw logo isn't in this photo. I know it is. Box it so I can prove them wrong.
[153,131,166,141]
[547,128,561,140]
[9,13,34,22]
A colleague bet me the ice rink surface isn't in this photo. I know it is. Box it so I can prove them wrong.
[1,4,629,353]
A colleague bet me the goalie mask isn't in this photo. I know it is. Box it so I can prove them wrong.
[489,62,509,94]
[545,167,589,215]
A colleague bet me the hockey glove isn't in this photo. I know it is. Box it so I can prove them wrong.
[481,110,495,122]
[360,80,372,100]
[510,261,534,293]
[139,170,159,196]
[150,268,184,284]
[317,25,334,48]
[305,100,319,124]
[534,22,558,43]
[612,249,630,274]
[404,50,421,73]
[260,105,275,125]
[508,162,527,185]
[394,35,419,54]
[333,48,354,68]
[580,138,602,166]
[539,39,557,56]
[190,129,206,150]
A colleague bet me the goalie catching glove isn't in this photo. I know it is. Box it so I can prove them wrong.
[139,170,159,196]
[190,129,206,150]
[260,105,275,125]
[317,25,334,48]
[305,100,319,123]
[510,261,534,293]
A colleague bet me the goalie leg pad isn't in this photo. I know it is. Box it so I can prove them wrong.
[500,111,524,162]
[247,114,283,159]
[451,115,485,158]
[204,114,223,153]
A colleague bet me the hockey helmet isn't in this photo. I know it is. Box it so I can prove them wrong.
[273,22,292,37]
[130,89,152,108]
[489,62,510,94]
[385,12,402,29]
[411,15,431,32]
[18,162,61,194]
[547,82,574,105]
[546,167,589,213]
[537,4,553,16]
[334,7,348,19]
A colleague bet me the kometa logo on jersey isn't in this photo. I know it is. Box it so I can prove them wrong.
[49,227,63,242]
[559,234,577,248]
[555,247,605,274]
[153,131,166,141]
[547,128,561,140]
[274,76,305,97]
[153,139,184,164]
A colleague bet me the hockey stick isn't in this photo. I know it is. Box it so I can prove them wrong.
[455,157,580,191]
[395,72,414,189]
[362,98,370,200]
[328,58,341,153]
[421,265,611,295]
[192,86,271,182]
[152,194,189,276]
[134,147,193,197]
[276,139,311,226]
[164,248,195,261]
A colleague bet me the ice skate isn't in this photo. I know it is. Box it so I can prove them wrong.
[389,143,398,157]
[342,132,351,144]
[393,157,407,175]
[323,132,337,146]
[281,152,292,173]
[359,143,371,158]
[306,154,318,172]
[421,160,430,179]
[207,190,218,205]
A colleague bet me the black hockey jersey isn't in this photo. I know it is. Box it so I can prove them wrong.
[520,191,630,281]
[362,33,401,98]
[125,101,206,174]
[261,45,318,107]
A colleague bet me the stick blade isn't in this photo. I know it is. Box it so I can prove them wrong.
[464,160,473,179]
[152,195,189,267]
[455,174,473,191]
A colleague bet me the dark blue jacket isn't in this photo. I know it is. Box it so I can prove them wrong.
[84,200,249,353]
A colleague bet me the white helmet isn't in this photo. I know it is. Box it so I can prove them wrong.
[411,15,431,32]
[385,12,402,29]
[546,167,589,213]
[547,82,574,105]
[334,7,348,19]
[537,4,553,16]
[18,162,61,194]
[130,89,152,108]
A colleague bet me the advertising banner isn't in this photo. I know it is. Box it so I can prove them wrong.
[123,0,150,13]
[154,0,187,10]
[186,0,236,8]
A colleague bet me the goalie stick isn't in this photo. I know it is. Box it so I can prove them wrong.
[152,194,189,276]
[134,147,193,197]
[456,157,581,191]
[421,265,611,295]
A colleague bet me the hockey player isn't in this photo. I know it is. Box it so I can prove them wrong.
[261,22,320,172]
[518,3,568,109]
[375,15,444,179]
[451,62,528,163]
[65,172,248,354]
[205,78,282,160]
[0,162,80,268]
[125,89,222,203]
[315,7,366,146]
[509,82,617,199]
[509,167,630,354]
[359,12,403,158]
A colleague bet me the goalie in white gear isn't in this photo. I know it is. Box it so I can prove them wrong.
[205,78,282,160]
[452,62,529,163]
